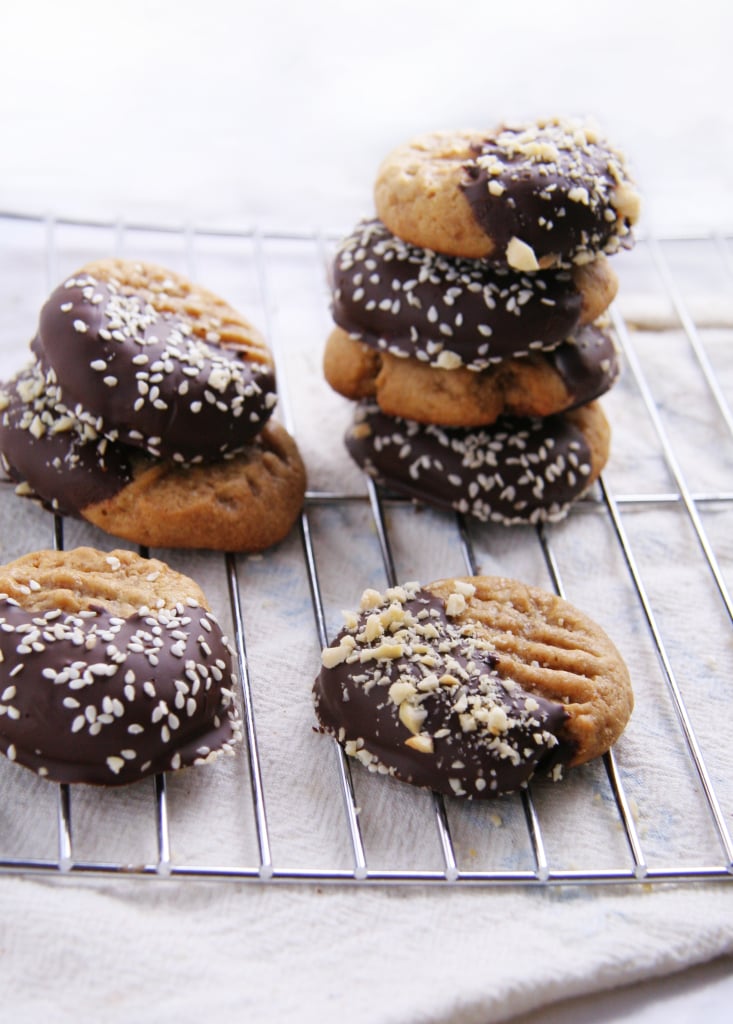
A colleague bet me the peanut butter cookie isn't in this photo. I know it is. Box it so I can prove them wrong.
[33,259,277,462]
[0,361,305,552]
[375,119,640,267]
[314,576,632,798]
[332,219,618,371]
[324,322,619,427]
[0,547,242,785]
[345,399,609,525]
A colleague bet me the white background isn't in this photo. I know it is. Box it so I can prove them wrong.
[1,1,732,236]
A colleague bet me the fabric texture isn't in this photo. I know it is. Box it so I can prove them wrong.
[0,876,731,1023]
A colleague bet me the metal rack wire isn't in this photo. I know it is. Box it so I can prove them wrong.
[0,211,731,887]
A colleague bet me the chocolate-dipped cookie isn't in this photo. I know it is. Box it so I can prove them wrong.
[332,219,617,371]
[345,400,609,525]
[0,362,306,552]
[314,576,633,798]
[34,259,277,462]
[374,119,640,267]
[0,547,242,785]
[324,321,619,427]
[0,360,137,514]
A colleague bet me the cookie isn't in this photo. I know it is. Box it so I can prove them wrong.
[313,576,633,798]
[324,321,619,427]
[374,119,640,267]
[345,400,609,525]
[0,547,242,785]
[0,362,306,552]
[332,219,617,371]
[83,422,306,552]
[33,259,277,462]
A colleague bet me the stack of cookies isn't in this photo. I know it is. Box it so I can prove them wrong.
[0,259,306,551]
[324,117,640,525]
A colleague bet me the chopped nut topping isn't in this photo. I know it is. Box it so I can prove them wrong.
[445,592,467,617]
[434,350,462,370]
[315,582,568,799]
[388,680,417,705]
[399,700,428,735]
[506,237,541,272]
[359,588,383,611]
[405,734,434,754]
[360,641,404,662]
[321,635,356,669]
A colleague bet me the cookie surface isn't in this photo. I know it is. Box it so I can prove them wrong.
[83,421,306,552]
[34,259,277,462]
[375,130,490,259]
[0,547,242,785]
[332,219,617,371]
[0,363,306,552]
[314,576,632,798]
[324,322,619,427]
[375,119,640,266]
[345,400,609,525]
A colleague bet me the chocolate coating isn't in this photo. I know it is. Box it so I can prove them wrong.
[346,402,599,525]
[0,361,140,515]
[314,583,570,798]
[0,362,308,554]
[460,120,637,267]
[0,598,241,785]
[332,219,583,370]
[36,273,277,462]
[544,322,619,409]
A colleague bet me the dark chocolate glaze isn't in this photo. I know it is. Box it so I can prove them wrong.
[460,121,636,266]
[332,219,582,369]
[544,322,619,409]
[36,273,277,462]
[0,362,139,515]
[346,402,596,525]
[314,586,571,798]
[0,597,241,786]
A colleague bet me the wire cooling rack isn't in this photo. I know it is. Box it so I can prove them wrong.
[0,211,731,887]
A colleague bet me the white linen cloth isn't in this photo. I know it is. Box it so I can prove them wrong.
[0,876,730,1023]
[0,3,732,1021]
